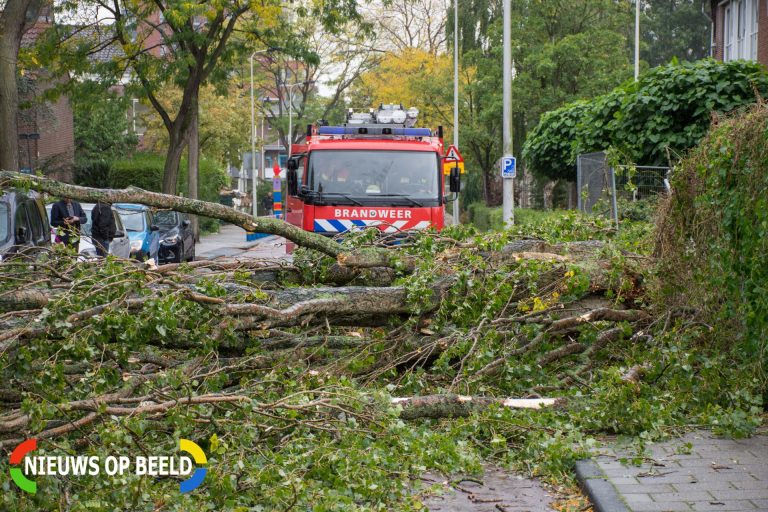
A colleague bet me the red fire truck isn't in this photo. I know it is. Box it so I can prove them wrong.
[284,105,460,239]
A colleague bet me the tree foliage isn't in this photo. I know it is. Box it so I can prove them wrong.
[450,0,633,205]
[641,0,711,68]
[141,84,249,166]
[352,48,454,131]
[523,59,768,181]
[71,81,138,164]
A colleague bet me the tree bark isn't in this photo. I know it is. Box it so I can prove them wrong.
[0,171,348,259]
[162,126,187,195]
[187,95,200,241]
[0,0,43,174]
[393,395,560,420]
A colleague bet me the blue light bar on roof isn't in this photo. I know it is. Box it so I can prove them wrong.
[317,126,433,137]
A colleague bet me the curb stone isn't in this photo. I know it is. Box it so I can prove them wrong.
[575,459,631,512]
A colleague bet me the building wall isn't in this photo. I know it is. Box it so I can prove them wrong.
[759,0,768,64]
[17,7,75,181]
[712,1,725,61]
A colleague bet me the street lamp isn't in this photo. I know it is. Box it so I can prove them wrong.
[249,48,280,217]
[285,80,315,160]
[634,0,640,81]
[453,0,460,226]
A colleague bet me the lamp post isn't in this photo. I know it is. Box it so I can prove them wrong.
[285,81,315,160]
[502,0,514,226]
[453,0,460,226]
[635,0,640,81]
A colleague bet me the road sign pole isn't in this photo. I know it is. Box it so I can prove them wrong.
[502,0,514,226]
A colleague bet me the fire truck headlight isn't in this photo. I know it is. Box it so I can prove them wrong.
[376,111,393,124]
[391,109,407,124]
[407,107,419,119]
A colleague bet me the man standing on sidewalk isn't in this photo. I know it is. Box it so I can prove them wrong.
[90,201,116,257]
[50,197,87,251]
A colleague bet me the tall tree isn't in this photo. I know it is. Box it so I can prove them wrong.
[45,0,365,193]
[0,0,43,173]
[641,0,711,67]
[451,0,634,204]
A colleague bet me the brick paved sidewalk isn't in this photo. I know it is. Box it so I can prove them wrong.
[579,429,768,511]
[418,465,556,511]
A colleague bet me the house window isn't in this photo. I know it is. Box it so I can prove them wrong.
[725,4,733,60]
[749,0,759,59]
[723,0,760,61]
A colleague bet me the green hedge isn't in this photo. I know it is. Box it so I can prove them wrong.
[75,152,229,234]
[466,203,503,231]
[110,153,165,191]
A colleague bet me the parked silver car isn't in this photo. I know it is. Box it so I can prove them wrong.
[46,203,131,259]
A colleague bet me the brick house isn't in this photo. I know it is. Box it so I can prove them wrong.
[17,5,75,181]
[710,0,768,65]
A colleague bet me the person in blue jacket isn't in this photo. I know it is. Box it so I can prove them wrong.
[50,197,87,250]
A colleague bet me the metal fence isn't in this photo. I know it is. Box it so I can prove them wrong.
[576,151,618,229]
[614,165,671,200]
[577,151,671,229]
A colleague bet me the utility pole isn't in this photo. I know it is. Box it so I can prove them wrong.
[453,0,460,226]
[286,81,315,160]
[635,0,640,81]
[249,48,280,217]
[502,0,514,226]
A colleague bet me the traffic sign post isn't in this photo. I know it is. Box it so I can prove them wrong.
[445,144,462,161]
[444,144,464,226]
[500,155,516,179]
[443,144,466,174]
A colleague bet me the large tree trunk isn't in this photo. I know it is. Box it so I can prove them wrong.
[187,96,200,241]
[0,0,42,173]
[161,126,186,194]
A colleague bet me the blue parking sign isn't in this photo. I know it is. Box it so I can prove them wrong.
[501,155,516,179]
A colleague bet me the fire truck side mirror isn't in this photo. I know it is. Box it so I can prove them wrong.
[449,165,461,193]
[287,168,298,196]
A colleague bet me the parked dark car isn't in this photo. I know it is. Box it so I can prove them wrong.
[154,210,195,263]
[0,190,51,258]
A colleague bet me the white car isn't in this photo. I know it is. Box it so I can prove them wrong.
[46,203,131,259]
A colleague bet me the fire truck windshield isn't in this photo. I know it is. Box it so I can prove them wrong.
[308,150,439,204]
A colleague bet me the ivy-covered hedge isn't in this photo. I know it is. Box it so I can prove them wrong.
[523,59,768,181]
[657,104,768,398]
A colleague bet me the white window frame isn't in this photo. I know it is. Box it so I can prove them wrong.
[721,0,760,61]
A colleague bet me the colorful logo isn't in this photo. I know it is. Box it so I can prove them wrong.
[179,438,207,493]
[8,438,208,494]
[10,438,37,494]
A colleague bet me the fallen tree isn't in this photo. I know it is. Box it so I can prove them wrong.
[0,174,663,509]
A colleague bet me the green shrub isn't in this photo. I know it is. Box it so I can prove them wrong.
[466,202,501,231]
[657,104,768,397]
[109,152,165,191]
[104,152,229,234]
[73,160,112,188]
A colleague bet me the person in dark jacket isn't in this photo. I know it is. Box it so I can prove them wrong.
[90,201,116,257]
[50,197,87,250]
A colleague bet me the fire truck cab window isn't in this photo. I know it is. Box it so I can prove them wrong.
[309,150,438,199]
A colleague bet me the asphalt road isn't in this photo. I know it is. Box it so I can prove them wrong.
[196,224,289,260]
